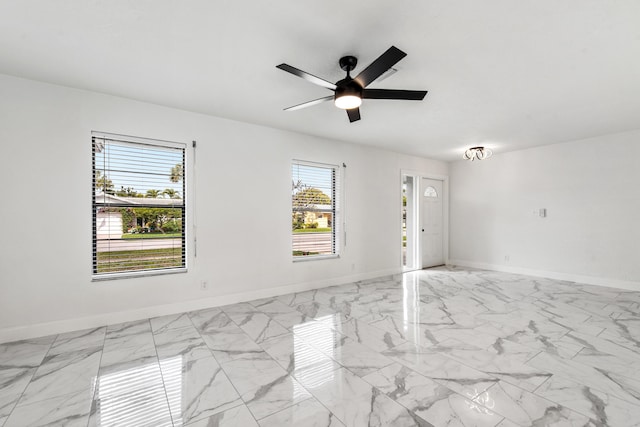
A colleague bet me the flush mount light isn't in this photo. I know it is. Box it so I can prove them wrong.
[463,146,493,161]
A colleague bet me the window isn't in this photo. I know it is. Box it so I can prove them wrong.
[291,161,340,259]
[424,186,438,198]
[92,133,186,279]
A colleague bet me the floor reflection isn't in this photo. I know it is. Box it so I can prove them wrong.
[92,361,173,427]
[402,272,423,345]
[292,315,341,388]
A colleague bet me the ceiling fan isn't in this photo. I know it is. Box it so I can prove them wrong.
[276,46,428,123]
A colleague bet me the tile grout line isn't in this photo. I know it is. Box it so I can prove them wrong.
[186,309,262,426]
[84,326,108,427]
[3,335,58,426]
[149,318,178,427]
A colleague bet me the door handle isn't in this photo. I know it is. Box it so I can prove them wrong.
[422,229,424,232]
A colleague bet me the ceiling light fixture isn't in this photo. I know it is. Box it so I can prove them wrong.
[334,94,362,109]
[463,146,492,161]
[334,83,362,110]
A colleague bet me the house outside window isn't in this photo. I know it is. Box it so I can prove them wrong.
[291,161,340,259]
[92,132,186,279]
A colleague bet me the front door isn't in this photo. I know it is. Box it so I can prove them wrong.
[421,178,444,268]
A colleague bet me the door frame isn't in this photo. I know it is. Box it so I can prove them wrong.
[400,169,449,271]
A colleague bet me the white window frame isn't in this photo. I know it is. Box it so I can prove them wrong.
[291,160,341,262]
[92,131,187,280]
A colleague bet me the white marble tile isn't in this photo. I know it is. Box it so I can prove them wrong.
[236,312,290,344]
[5,389,92,427]
[250,298,298,316]
[105,319,151,338]
[0,336,54,368]
[200,327,265,364]
[294,301,343,321]
[294,320,394,377]
[48,327,106,356]
[597,327,640,353]
[0,367,36,421]
[188,308,232,333]
[99,329,157,375]
[160,355,242,425]
[535,375,640,426]
[276,290,319,307]
[219,355,311,419]
[258,397,345,427]
[495,417,526,427]
[562,330,640,365]
[18,346,101,406]
[88,356,172,427]
[296,367,429,427]
[367,315,415,342]
[2,268,639,427]
[327,338,394,377]
[481,381,592,426]
[363,362,501,426]
[335,317,408,352]
[242,374,311,420]
[265,309,315,330]
[221,302,262,324]
[221,357,289,396]
[429,324,504,349]
[527,351,640,406]
[150,312,194,333]
[485,338,541,363]
[572,348,640,382]
[186,404,258,427]
[258,333,341,378]
[153,325,212,362]
[383,342,499,397]
[439,343,552,392]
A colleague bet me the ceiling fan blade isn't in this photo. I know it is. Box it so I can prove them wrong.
[284,96,333,111]
[276,64,337,90]
[346,107,361,123]
[363,88,427,100]
[354,46,407,88]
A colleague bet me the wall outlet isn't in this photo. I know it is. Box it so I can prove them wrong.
[200,280,208,290]
[504,255,510,262]
[351,263,355,271]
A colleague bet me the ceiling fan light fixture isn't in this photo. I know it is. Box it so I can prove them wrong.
[463,146,492,161]
[334,94,362,109]
[277,46,427,122]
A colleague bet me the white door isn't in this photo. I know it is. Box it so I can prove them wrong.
[421,178,444,268]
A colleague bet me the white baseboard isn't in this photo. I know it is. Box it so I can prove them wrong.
[448,259,640,292]
[0,267,401,344]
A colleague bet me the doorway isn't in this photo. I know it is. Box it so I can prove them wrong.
[421,178,444,268]
[402,173,446,270]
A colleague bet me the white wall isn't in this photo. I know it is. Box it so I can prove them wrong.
[0,74,447,342]
[449,130,640,289]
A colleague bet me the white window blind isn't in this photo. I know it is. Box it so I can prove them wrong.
[92,133,186,278]
[291,161,340,259]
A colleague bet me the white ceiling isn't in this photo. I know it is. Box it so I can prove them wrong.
[1,1,639,161]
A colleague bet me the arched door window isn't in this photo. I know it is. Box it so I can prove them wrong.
[424,186,438,198]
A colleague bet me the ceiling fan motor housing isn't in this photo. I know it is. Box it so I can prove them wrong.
[334,78,363,100]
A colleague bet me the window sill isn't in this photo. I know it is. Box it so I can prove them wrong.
[92,267,187,282]
[292,254,340,263]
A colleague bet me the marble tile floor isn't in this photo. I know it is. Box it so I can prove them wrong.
[2,267,640,426]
